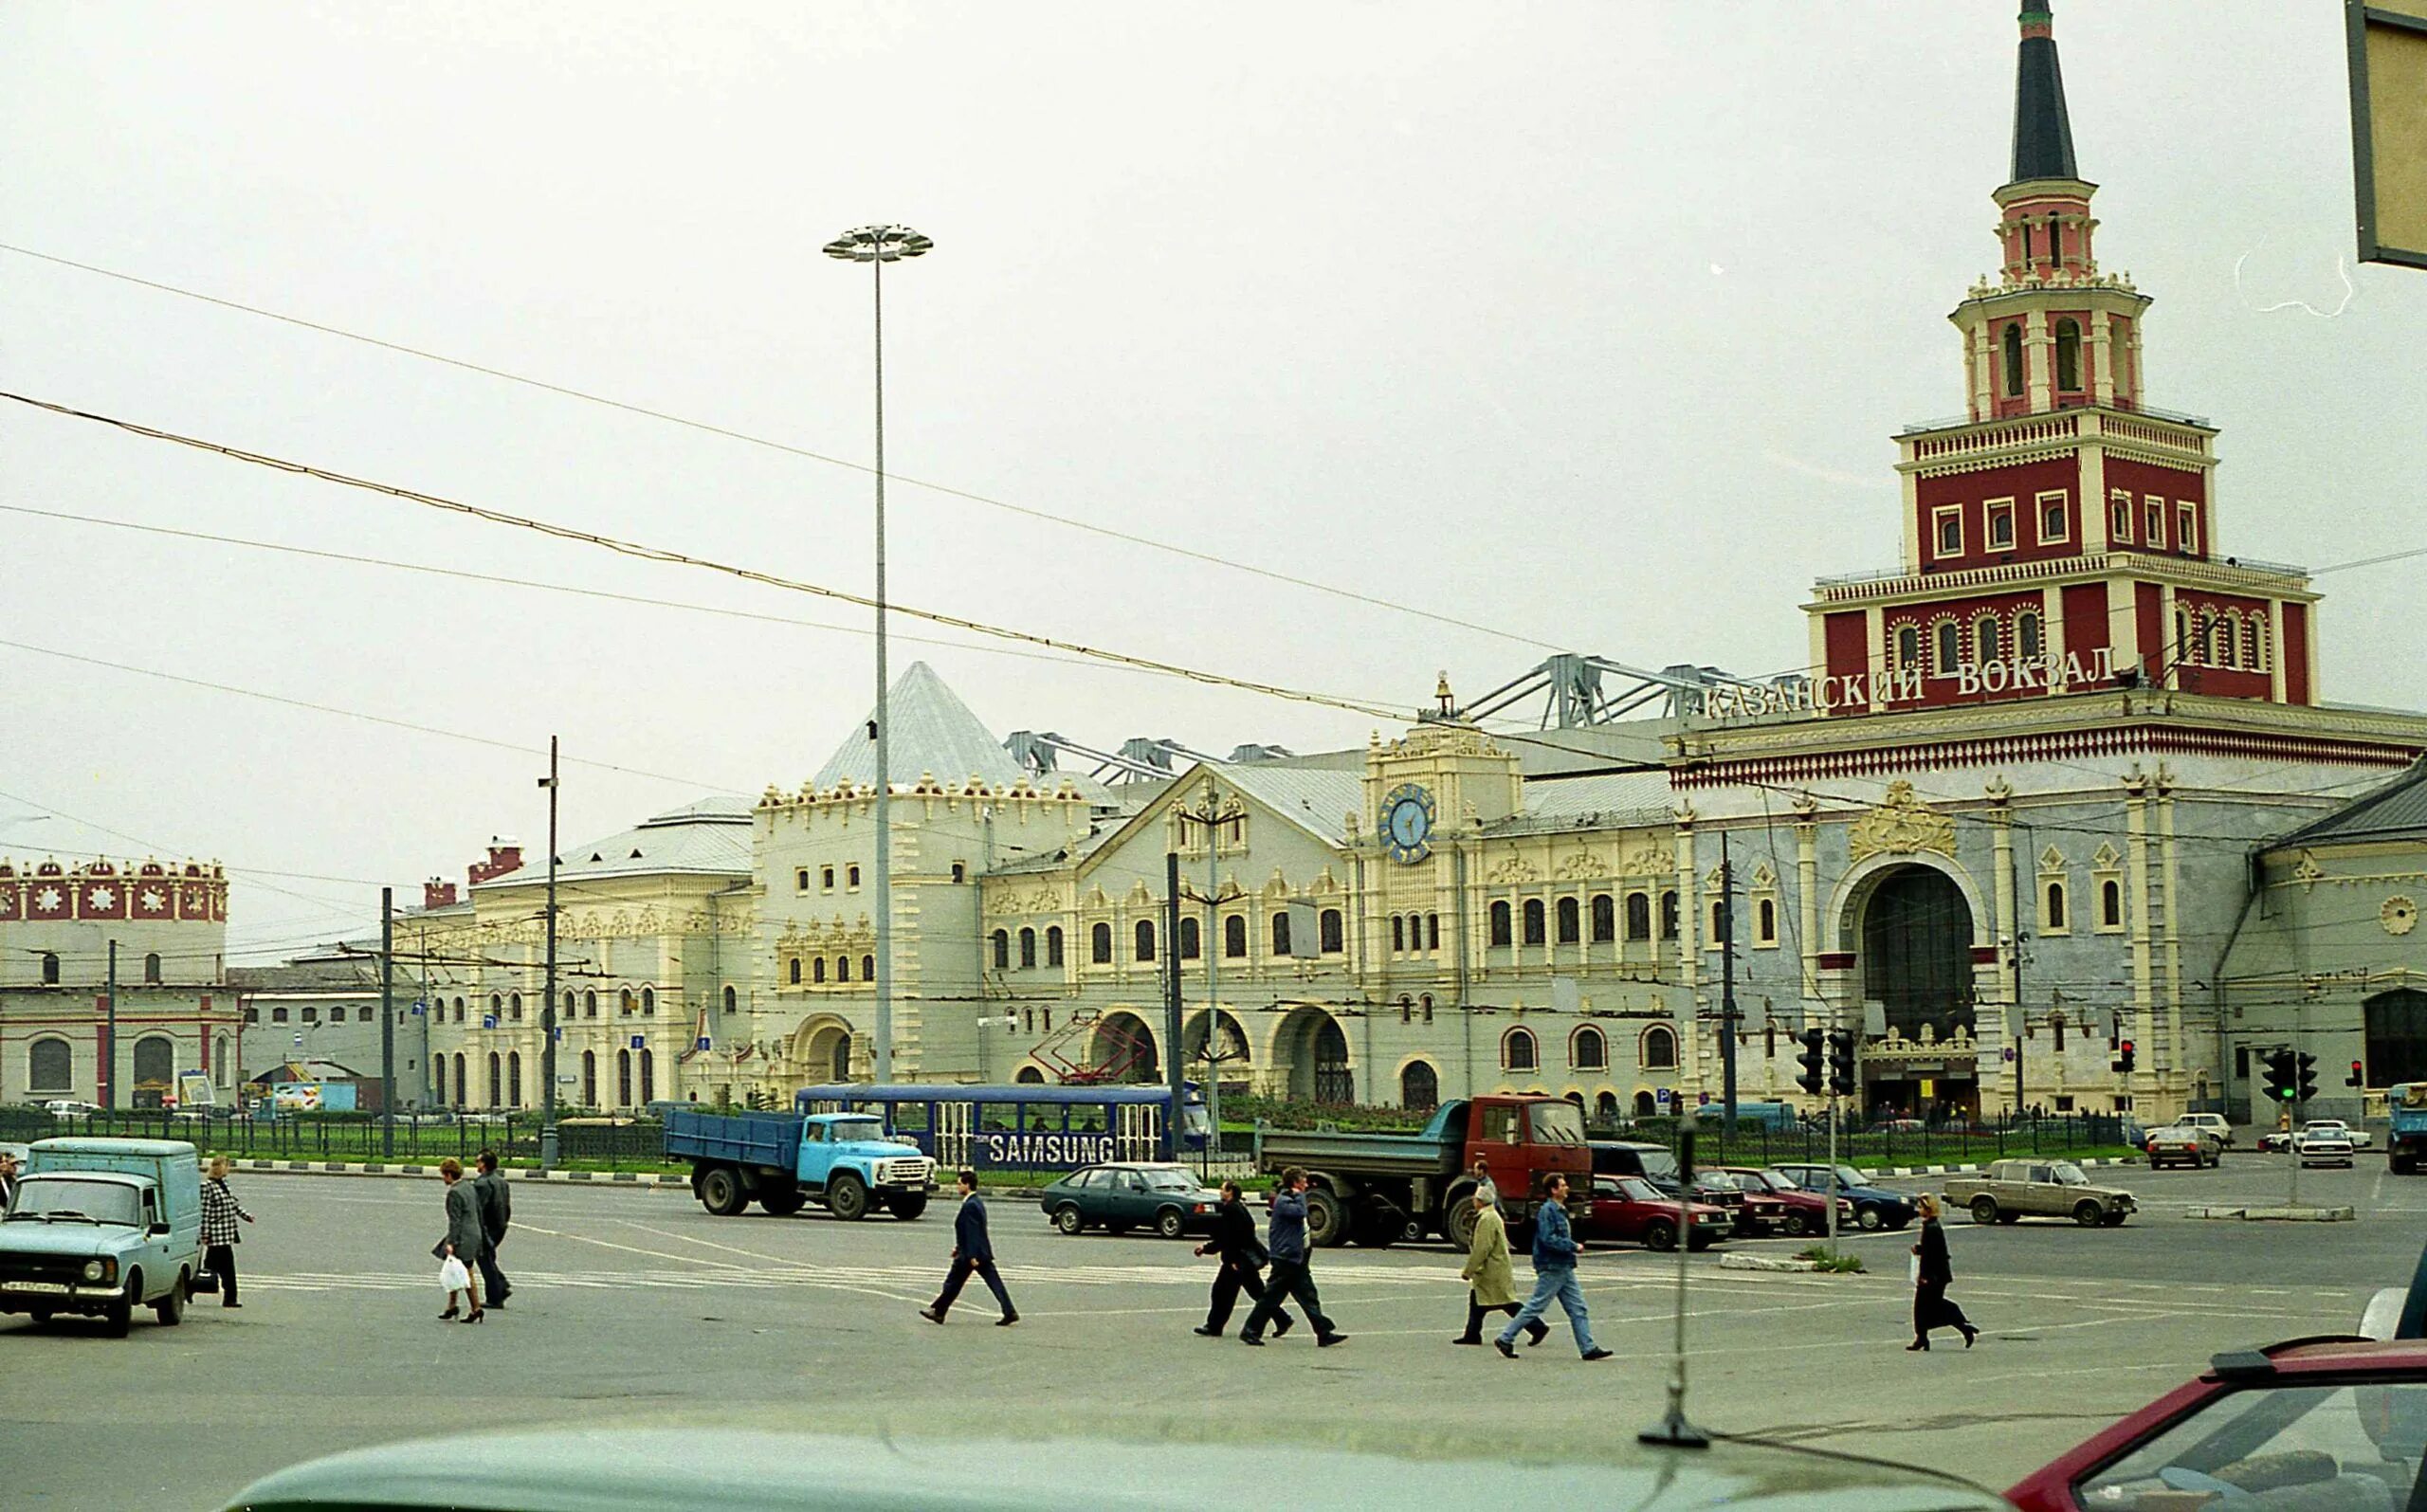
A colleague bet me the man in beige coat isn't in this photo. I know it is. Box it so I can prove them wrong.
[1454,1188,1546,1347]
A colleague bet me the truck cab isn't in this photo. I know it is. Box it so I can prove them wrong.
[0,1138,204,1336]
[2389,1084,2427,1174]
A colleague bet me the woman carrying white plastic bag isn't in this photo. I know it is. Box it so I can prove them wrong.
[433,1157,486,1322]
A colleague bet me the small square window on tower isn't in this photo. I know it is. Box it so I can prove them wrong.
[2036,491,2070,544]
[2109,489,2133,544]
[2144,497,2166,547]
[1933,505,1963,559]
[1985,500,2015,550]
[2176,501,2199,555]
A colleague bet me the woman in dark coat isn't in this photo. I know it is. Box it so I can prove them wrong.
[435,1157,485,1322]
[1908,1193,1977,1351]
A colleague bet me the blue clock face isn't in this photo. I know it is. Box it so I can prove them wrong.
[1380,785,1433,863]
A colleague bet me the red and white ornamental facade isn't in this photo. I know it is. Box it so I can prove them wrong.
[0,858,229,924]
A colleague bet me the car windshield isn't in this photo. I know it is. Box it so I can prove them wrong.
[2081,1381,2427,1505]
[1527,1102,1587,1145]
[1614,1177,1664,1203]
[1141,1168,1197,1192]
[827,1118,886,1143]
[2051,1162,2089,1186]
[1633,1150,1680,1183]
[9,1177,141,1225]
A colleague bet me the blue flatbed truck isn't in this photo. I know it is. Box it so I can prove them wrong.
[2390,1084,2427,1174]
[666,1107,937,1220]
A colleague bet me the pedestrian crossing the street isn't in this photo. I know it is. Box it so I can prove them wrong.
[244,1259,1452,1298]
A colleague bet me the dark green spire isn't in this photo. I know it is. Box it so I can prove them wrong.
[2008,3,2078,184]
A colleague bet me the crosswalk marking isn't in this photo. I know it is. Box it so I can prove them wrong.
[246,1260,1450,1297]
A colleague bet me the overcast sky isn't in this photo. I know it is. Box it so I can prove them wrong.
[5,1,2422,958]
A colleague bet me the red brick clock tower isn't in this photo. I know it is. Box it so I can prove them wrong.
[1806,3,2318,716]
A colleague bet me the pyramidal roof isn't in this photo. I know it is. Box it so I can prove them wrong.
[813,662,1030,791]
[2007,3,2079,185]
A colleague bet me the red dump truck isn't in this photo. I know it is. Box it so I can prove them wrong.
[1251,1095,1594,1248]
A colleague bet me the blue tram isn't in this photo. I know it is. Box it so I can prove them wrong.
[794,1083,1210,1173]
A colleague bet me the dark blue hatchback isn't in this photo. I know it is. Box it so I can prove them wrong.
[1038,1163,1223,1240]
[1768,1163,1917,1230]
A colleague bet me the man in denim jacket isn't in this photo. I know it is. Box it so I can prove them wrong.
[1495,1173,1612,1361]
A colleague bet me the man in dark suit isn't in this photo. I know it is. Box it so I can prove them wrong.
[1193,1178,1291,1339]
[921,1170,1017,1326]
[472,1149,513,1308]
[0,1150,19,1211]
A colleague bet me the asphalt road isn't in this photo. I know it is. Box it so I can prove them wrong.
[0,1156,2412,1509]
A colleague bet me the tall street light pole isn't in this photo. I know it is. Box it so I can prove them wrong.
[823,223,933,1086]
[539,736,560,1166]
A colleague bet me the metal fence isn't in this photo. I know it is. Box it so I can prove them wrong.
[4,1111,682,1168]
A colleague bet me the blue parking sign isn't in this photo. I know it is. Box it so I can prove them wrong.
[696,1036,711,1051]
[629,1034,645,1050]
[482,1014,498,1029]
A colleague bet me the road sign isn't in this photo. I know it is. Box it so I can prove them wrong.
[2347,0,2427,268]
[1655,1087,1673,1107]
[557,1074,578,1086]
[629,1034,645,1050]
[292,1032,303,1047]
[1696,1091,1711,1106]
[2001,1047,2016,1063]
[411,1001,425,1015]
[482,1014,498,1030]
[696,1037,712,1051]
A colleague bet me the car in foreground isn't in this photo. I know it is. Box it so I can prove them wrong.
[1770,1163,1917,1230]
[2292,1120,2358,1168]
[221,1418,2016,1512]
[1943,1159,2136,1227]
[1579,1175,1731,1251]
[2005,1335,2427,1511]
[1039,1162,1222,1239]
[1716,1166,1852,1239]
[2143,1123,2222,1170]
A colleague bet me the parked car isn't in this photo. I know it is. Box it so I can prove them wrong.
[1717,1166,1852,1239]
[1680,1170,1748,1225]
[1769,1162,1917,1230]
[1039,1163,1223,1240]
[2292,1120,2357,1169]
[2174,1111,2235,1149]
[1579,1175,1731,1251]
[2143,1123,2222,1170]
[2007,1336,2427,1511]
[1869,1118,1928,1134]
[0,1138,204,1336]
[1943,1159,2137,1227]
[39,1101,100,1118]
[1588,1139,1682,1191]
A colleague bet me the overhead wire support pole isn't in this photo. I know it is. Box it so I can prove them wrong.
[1719,832,1738,1138]
[825,224,933,1087]
[540,735,560,1164]
[380,886,394,1158]
[104,938,118,1113]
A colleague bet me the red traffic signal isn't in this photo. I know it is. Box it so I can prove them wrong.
[2347,1060,2366,1088]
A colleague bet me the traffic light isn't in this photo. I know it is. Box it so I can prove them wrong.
[2347,1060,2365,1089]
[2263,1049,2297,1103]
[2111,1040,2135,1075]
[1794,1029,1825,1095]
[2297,1052,2318,1104]
[1826,1029,1856,1098]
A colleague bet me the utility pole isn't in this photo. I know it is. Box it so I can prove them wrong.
[2009,933,2032,1121]
[1164,850,1184,1157]
[380,886,395,1157]
[103,938,118,1113]
[540,736,560,1168]
[1202,778,1221,1162]
[1719,833,1738,1138]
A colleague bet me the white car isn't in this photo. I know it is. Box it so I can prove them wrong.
[39,1099,100,1117]
[2290,1120,2357,1168]
[2174,1112,2235,1149]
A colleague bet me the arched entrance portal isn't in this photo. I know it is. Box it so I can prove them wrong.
[1857,864,1980,1120]
[794,1018,854,1084]
[1086,1011,1159,1084]
[1183,1010,1250,1092]
[1274,1007,1352,1103]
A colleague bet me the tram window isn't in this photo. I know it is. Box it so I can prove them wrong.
[981,1102,1019,1133]
[1024,1103,1065,1132]
[892,1102,929,1134]
[1068,1104,1106,1134]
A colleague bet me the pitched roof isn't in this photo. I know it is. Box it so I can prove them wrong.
[2269,760,2427,850]
[1211,763,1365,847]
[478,796,754,888]
[1482,770,1675,838]
[813,662,1031,792]
[2008,5,2079,185]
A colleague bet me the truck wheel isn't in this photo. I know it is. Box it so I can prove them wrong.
[889,1193,928,1222]
[758,1189,807,1217]
[1155,1208,1188,1241]
[2073,1200,2104,1228]
[828,1173,870,1222]
[1969,1196,1998,1226]
[699,1165,748,1217]
[1302,1187,1346,1248]
[153,1270,188,1327]
[1053,1204,1086,1235]
[1855,1204,1885,1231]
[1445,1194,1481,1252]
[105,1272,136,1339]
[1643,1219,1678,1252]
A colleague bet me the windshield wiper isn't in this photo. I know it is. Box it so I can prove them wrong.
[38,1211,99,1224]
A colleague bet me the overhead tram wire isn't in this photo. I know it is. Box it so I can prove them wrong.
[0,243,1566,657]
[0,392,1406,723]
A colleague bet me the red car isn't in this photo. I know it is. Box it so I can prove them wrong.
[1718,1167,1853,1239]
[2007,1335,2427,1510]
[1579,1175,1731,1251]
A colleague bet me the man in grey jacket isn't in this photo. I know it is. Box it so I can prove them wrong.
[473,1149,513,1309]
[1238,1168,1343,1348]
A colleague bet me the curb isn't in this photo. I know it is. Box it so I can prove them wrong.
[1719,1253,1823,1273]
[2186,1204,2356,1222]
[1868,1157,2141,1178]
[227,1158,685,1189]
